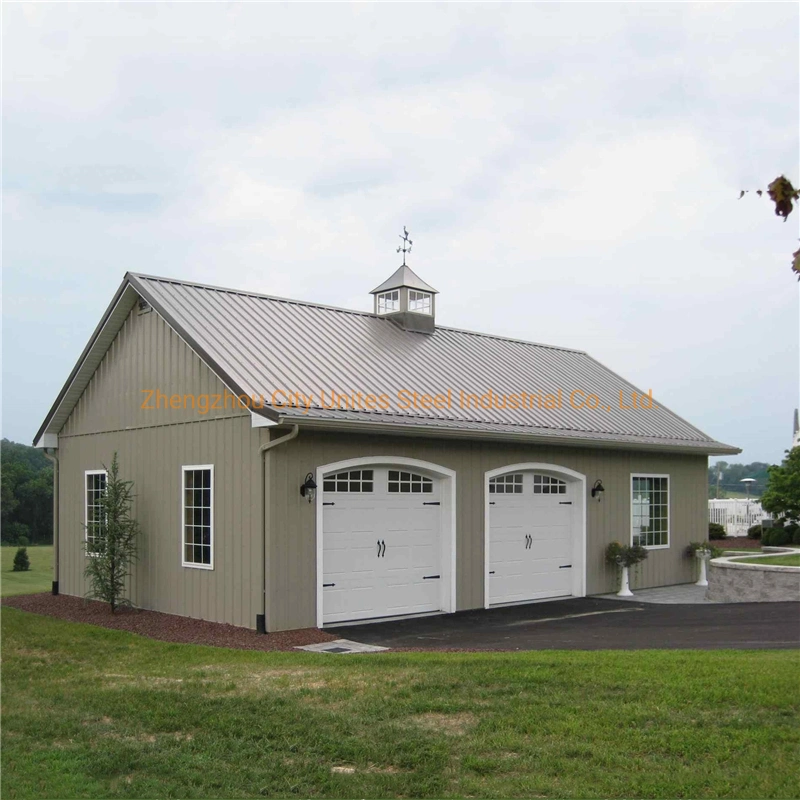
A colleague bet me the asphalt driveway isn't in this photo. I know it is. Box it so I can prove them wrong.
[332,597,800,650]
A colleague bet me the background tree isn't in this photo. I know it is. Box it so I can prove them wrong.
[84,453,140,613]
[760,447,800,522]
[707,461,771,499]
[1,439,53,544]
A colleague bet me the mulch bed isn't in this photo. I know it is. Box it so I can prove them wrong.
[2,593,338,652]
[717,537,763,550]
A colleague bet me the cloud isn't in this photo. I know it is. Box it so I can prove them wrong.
[2,2,798,464]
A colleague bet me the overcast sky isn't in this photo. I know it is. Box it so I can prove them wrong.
[3,2,798,465]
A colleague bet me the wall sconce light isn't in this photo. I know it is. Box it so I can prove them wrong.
[300,473,317,503]
[591,479,605,500]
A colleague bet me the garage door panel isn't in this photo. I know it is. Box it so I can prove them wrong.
[529,506,571,524]
[489,471,579,606]
[322,466,443,623]
[324,507,380,534]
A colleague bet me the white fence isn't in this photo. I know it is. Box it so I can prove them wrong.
[708,499,771,538]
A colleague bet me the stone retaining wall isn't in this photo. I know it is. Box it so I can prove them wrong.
[706,550,800,603]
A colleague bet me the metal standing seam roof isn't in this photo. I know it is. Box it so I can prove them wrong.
[34,272,740,455]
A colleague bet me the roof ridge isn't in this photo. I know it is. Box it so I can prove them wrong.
[130,272,585,354]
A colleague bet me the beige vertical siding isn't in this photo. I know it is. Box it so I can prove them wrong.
[266,430,707,631]
[57,417,265,629]
[56,303,264,629]
[62,306,253,436]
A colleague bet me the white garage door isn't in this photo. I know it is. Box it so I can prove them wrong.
[322,466,443,624]
[488,472,575,605]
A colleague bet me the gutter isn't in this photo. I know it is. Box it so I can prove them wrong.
[42,449,59,595]
[256,425,300,633]
[278,415,741,456]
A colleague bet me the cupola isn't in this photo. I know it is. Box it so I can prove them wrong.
[370,228,438,334]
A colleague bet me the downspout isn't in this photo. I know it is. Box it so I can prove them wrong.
[43,449,59,595]
[257,424,299,633]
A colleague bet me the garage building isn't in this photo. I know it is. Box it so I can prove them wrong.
[34,267,738,631]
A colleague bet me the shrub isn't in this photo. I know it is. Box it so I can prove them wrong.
[747,524,763,540]
[12,547,30,572]
[708,522,727,540]
[763,526,792,547]
[17,534,29,547]
[83,453,140,613]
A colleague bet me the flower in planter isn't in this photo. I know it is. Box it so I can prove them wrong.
[685,542,722,559]
[606,541,649,567]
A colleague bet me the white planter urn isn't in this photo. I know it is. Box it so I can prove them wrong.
[617,564,634,597]
[695,551,711,587]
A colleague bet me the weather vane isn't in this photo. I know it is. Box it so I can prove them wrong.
[396,226,412,265]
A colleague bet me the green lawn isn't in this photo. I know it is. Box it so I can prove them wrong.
[2,609,798,799]
[1,545,53,597]
[735,553,800,567]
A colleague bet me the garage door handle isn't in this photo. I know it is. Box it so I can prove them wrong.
[323,583,335,587]
[423,501,440,506]
[323,502,335,506]
[559,501,572,505]
[559,565,572,569]
[423,575,440,580]
[489,571,496,575]
[377,540,386,558]
[489,501,496,505]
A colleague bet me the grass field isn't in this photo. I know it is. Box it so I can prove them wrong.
[1,545,53,597]
[735,553,800,567]
[2,609,798,799]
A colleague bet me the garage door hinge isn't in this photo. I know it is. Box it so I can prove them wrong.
[423,574,441,580]
[489,571,496,575]
[559,501,572,505]
[323,502,335,506]
[489,501,496,505]
[323,583,335,587]
[559,565,572,569]
[422,501,441,506]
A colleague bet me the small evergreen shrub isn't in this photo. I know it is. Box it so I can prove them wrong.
[708,522,727,540]
[747,524,763,540]
[763,526,792,547]
[12,547,30,572]
[17,535,29,547]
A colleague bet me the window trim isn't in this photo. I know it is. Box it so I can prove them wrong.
[408,290,432,315]
[376,290,400,314]
[84,469,108,557]
[322,468,375,493]
[388,469,434,494]
[630,473,670,550]
[181,464,215,570]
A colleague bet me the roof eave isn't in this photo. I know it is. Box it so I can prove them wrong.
[280,415,741,455]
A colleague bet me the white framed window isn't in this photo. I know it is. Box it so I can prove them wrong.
[323,469,374,493]
[388,470,433,493]
[489,473,523,494]
[85,470,108,555]
[631,474,669,549]
[182,465,214,569]
[533,474,567,495]
[377,290,399,314]
[408,290,432,315]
